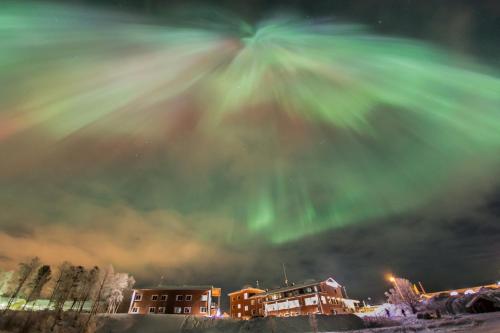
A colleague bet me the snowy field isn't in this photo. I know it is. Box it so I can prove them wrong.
[94,312,500,333]
[342,312,500,333]
[0,311,498,332]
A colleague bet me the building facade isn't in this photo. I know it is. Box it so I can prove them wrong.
[228,287,266,319]
[128,285,221,316]
[228,278,360,319]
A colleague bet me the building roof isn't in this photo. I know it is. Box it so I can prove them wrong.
[227,287,266,296]
[261,280,320,296]
[134,285,216,291]
[261,277,342,296]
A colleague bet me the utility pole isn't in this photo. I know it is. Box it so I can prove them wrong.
[418,281,427,294]
[282,263,289,287]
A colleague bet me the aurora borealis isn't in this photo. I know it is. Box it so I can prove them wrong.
[1,1,500,299]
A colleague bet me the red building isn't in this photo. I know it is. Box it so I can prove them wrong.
[228,287,266,319]
[228,278,360,319]
[128,285,221,316]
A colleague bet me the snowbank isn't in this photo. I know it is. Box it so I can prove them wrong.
[95,313,364,333]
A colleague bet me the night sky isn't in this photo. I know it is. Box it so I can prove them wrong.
[1,0,500,308]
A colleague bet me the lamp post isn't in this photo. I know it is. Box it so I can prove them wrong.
[389,276,405,301]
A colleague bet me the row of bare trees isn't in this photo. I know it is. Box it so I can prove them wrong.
[0,258,135,332]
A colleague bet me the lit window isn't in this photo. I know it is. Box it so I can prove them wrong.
[148,307,156,313]
[176,295,184,301]
[201,294,208,301]
[160,295,167,301]
[131,307,139,313]
[237,304,241,309]
[151,295,158,301]
[134,294,142,301]
[200,306,207,313]
[174,307,182,314]
[184,307,191,314]
[244,305,248,311]
[250,300,255,305]
[237,312,241,318]
[158,307,165,313]
[185,295,192,301]
[244,293,248,299]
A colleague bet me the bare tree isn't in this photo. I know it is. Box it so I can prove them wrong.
[0,270,14,297]
[385,277,420,314]
[19,265,51,332]
[77,266,100,314]
[3,257,40,313]
[103,272,135,314]
[46,262,71,311]
[69,266,86,311]
[83,266,110,331]
[22,265,52,311]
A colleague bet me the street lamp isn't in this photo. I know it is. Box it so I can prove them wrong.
[388,275,405,301]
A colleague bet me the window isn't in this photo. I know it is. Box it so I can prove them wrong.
[200,306,207,313]
[174,307,182,314]
[157,307,165,313]
[250,300,255,305]
[131,307,139,313]
[237,295,241,300]
[148,307,156,313]
[237,304,241,309]
[134,293,142,301]
[244,305,249,311]
[151,295,158,301]
[185,295,192,301]
[244,293,248,299]
[160,295,167,301]
[201,294,208,301]
[251,309,256,316]
[176,295,183,301]
[237,312,241,318]
[232,305,236,310]
[184,307,191,314]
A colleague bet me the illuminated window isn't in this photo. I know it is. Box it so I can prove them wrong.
[244,293,248,299]
[237,312,241,318]
[185,295,192,301]
[237,304,241,309]
[244,305,248,311]
[201,294,208,301]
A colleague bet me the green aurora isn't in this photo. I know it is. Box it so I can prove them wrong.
[1,2,500,247]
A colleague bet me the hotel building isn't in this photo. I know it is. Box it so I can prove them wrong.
[229,278,360,319]
[128,285,221,316]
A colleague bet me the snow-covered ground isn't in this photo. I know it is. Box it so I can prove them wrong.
[349,312,500,333]
[0,311,499,332]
